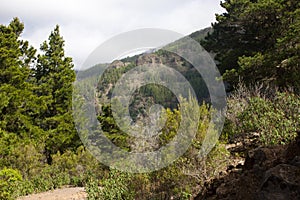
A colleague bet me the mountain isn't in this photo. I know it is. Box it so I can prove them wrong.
[75,63,108,81]
[81,27,215,118]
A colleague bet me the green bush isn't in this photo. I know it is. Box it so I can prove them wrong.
[9,143,46,179]
[16,179,34,196]
[225,91,300,145]
[85,173,102,200]
[85,169,135,200]
[241,93,299,145]
[0,168,22,200]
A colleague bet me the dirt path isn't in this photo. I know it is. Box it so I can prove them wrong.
[17,187,87,200]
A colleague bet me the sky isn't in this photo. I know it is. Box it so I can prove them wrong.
[0,0,225,69]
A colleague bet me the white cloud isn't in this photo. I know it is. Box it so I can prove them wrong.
[0,0,224,69]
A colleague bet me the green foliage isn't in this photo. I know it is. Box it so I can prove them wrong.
[0,18,43,141]
[202,0,300,91]
[97,52,209,111]
[143,142,229,199]
[0,18,105,199]
[99,170,134,200]
[8,144,46,179]
[159,108,180,145]
[85,173,102,200]
[34,25,80,162]
[204,142,230,178]
[134,83,178,112]
[6,146,104,196]
[97,104,131,151]
[240,93,299,145]
[0,168,22,200]
[274,6,300,91]
[224,89,300,145]
[97,63,136,100]
[85,98,229,199]
[1,6,299,198]
[86,169,135,200]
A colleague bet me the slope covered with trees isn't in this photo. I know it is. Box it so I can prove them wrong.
[0,0,300,198]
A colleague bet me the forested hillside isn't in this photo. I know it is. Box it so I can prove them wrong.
[0,0,299,199]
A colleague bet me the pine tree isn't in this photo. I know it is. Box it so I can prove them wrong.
[0,18,47,169]
[202,0,300,91]
[0,18,41,138]
[35,25,80,163]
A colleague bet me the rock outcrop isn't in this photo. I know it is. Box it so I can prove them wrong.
[196,132,300,200]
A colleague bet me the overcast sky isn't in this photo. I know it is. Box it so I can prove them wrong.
[0,0,224,69]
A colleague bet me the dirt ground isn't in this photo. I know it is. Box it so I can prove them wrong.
[17,187,87,200]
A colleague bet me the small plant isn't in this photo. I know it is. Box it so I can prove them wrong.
[0,168,22,200]
[224,87,300,145]
[85,173,101,200]
[99,169,134,200]
[85,169,135,200]
[241,92,299,145]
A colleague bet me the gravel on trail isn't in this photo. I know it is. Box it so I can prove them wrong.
[17,187,87,200]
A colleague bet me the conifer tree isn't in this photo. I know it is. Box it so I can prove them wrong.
[0,18,41,139]
[35,25,80,163]
[202,0,300,91]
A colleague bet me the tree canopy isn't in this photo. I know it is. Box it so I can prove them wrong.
[202,0,300,91]
[0,19,80,167]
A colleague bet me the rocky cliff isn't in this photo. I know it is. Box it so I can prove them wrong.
[196,131,300,200]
